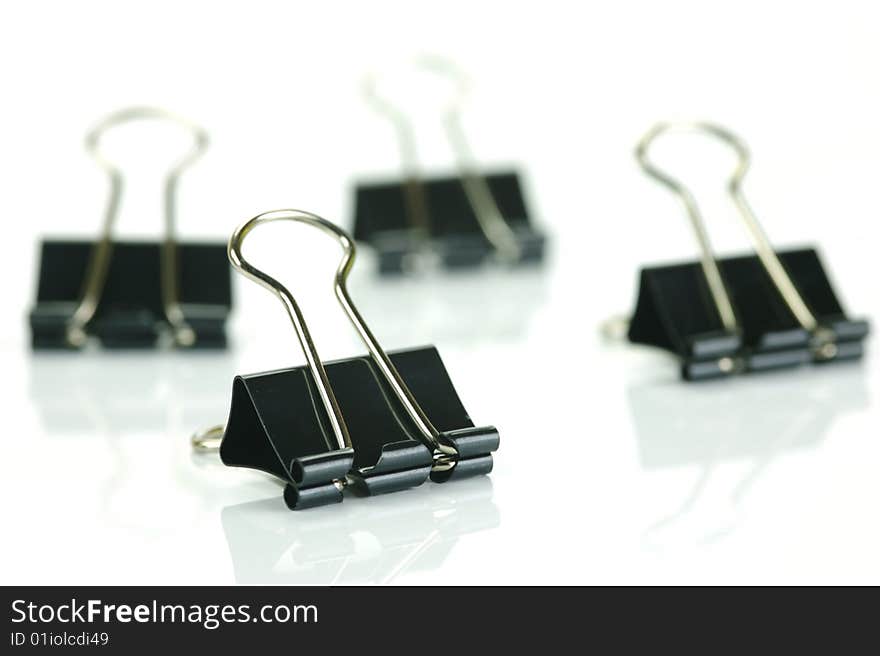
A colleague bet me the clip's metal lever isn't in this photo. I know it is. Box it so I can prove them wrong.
[67,106,209,347]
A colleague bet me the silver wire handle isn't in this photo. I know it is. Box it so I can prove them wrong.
[636,122,819,334]
[66,106,209,347]
[363,70,432,241]
[364,57,522,262]
[191,425,224,452]
[228,209,453,456]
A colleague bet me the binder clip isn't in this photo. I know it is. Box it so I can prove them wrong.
[352,57,546,274]
[192,209,499,510]
[625,122,869,380]
[29,107,231,350]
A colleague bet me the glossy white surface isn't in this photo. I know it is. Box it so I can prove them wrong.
[1,1,878,585]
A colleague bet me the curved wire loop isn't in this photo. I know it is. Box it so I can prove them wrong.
[66,106,209,347]
[363,57,522,262]
[228,209,453,456]
[636,121,819,334]
[191,425,224,452]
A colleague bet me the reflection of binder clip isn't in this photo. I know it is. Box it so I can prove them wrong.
[192,209,499,510]
[221,477,499,584]
[29,107,231,350]
[627,366,869,545]
[625,122,869,380]
[352,57,547,274]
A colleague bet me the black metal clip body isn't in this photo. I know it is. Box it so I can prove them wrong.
[193,210,499,510]
[352,58,547,274]
[353,171,546,274]
[625,123,868,380]
[29,107,231,350]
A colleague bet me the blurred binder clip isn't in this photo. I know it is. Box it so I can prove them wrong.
[352,57,546,274]
[624,122,869,381]
[29,107,231,350]
[192,209,499,510]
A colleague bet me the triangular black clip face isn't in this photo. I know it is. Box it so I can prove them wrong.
[29,240,231,349]
[218,345,499,510]
[353,171,546,274]
[628,247,869,380]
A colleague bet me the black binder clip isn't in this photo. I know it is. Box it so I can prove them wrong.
[625,122,869,380]
[192,209,499,510]
[352,57,546,274]
[29,107,231,350]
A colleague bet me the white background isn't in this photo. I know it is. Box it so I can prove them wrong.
[0,1,877,584]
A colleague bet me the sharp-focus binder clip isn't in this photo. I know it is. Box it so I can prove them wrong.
[29,107,231,350]
[352,57,546,274]
[192,209,499,510]
[625,122,869,381]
